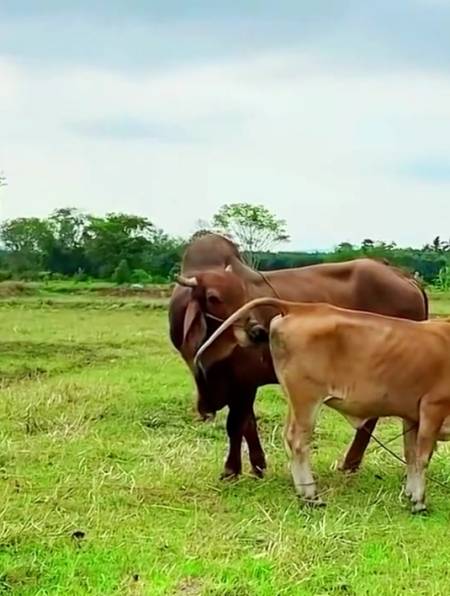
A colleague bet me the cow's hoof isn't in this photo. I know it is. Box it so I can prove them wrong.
[411,502,427,514]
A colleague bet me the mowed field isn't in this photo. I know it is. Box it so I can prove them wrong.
[2,295,450,595]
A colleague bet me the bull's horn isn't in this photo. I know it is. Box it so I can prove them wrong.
[176,275,198,287]
[228,255,261,282]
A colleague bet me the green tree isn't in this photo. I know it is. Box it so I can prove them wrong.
[423,236,449,253]
[47,208,89,275]
[212,203,289,266]
[84,213,159,278]
[0,217,53,272]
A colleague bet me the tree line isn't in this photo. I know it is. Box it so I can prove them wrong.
[0,204,449,288]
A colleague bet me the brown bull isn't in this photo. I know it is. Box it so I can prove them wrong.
[169,234,428,478]
[196,297,450,513]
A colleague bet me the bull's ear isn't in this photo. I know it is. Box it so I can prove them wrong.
[182,299,207,355]
[196,329,237,372]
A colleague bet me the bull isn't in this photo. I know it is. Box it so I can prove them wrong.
[169,234,428,478]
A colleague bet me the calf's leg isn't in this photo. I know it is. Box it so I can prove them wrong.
[284,397,322,504]
[408,404,443,513]
[338,417,378,472]
[402,419,418,498]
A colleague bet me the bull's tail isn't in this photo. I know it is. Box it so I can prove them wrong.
[194,297,291,368]
[419,284,429,319]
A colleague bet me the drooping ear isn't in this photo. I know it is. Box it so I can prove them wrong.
[182,299,207,357]
[197,330,238,372]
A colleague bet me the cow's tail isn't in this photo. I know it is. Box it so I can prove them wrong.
[194,297,290,368]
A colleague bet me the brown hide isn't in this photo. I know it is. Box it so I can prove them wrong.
[195,257,428,379]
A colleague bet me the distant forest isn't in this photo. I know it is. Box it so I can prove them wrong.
[0,207,449,288]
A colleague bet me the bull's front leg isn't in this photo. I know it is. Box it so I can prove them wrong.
[243,396,266,478]
[222,403,245,479]
[338,417,379,472]
[222,388,260,479]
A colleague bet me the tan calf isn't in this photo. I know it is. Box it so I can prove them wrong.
[195,298,450,513]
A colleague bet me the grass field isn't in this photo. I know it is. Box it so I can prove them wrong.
[1,295,450,595]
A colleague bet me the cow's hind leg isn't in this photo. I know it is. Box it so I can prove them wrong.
[338,418,378,472]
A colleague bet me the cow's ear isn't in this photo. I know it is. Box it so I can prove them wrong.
[182,299,207,356]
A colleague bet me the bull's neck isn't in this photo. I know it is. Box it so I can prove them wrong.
[247,272,278,300]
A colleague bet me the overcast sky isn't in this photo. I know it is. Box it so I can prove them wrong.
[1,1,450,249]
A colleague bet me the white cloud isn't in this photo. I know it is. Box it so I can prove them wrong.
[1,51,450,249]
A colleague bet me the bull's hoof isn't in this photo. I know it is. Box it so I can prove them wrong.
[336,459,361,474]
[251,465,266,479]
[411,502,427,514]
[197,412,215,422]
[220,468,241,481]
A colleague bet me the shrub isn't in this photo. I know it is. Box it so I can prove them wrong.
[149,274,169,284]
[131,269,152,284]
[50,272,67,281]
[112,259,131,284]
[20,270,40,281]
[74,268,88,282]
[435,265,450,291]
[0,270,12,282]
[38,271,52,282]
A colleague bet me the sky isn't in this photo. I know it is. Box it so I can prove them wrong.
[1,1,450,250]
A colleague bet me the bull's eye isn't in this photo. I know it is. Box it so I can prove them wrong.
[207,294,222,306]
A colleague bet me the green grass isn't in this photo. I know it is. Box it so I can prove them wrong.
[1,296,450,594]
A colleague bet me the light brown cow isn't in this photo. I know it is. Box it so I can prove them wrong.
[196,297,450,513]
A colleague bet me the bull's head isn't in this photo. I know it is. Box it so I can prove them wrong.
[177,266,251,362]
[176,261,269,415]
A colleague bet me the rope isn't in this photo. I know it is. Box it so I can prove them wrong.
[257,270,282,300]
[361,422,450,492]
